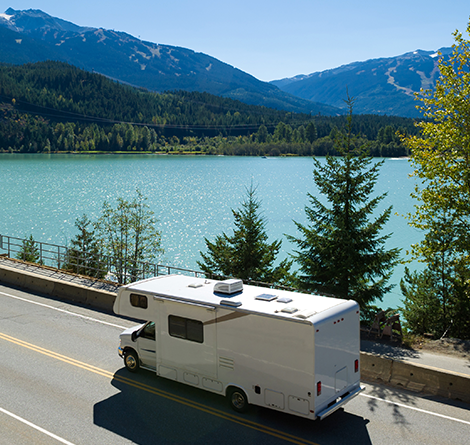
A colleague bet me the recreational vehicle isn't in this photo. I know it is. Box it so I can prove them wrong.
[113,275,364,420]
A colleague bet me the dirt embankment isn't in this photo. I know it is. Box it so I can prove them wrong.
[411,337,470,360]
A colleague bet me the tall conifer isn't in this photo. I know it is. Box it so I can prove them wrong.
[198,183,292,285]
[288,96,400,307]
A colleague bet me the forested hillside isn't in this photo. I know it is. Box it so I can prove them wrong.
[0,61,421,156]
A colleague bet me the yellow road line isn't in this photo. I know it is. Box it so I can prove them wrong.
[0,332,320,445]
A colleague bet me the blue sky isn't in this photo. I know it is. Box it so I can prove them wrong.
[4,1,470,81]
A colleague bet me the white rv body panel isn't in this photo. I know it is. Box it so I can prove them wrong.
[114,275,364,420]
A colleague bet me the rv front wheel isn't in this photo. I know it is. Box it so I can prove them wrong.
[124,350,140,373]
[228,388,249,413]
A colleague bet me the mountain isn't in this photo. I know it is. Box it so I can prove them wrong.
[0,8,340,116]
[271,49,453,117]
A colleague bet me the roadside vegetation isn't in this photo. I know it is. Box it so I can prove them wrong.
[198,182,294,286]
[62,190,163,284]
[399,21,470,340]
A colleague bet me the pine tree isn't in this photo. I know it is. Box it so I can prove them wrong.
[197,183,293,285]
[288,96,400,307]
[63,214,105,278]
[16,234,42,264]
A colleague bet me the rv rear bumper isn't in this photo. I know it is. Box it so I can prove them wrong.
[317,385,365,420]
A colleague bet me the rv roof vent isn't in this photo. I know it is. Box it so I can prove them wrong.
[220,300,242,307]
[214,279,243,295]
[277,297,293,304]
[281,306,298,314]
[255,293,277,302]
[294,310,317,320]
[188,282,203,288]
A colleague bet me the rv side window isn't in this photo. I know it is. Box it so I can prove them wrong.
[168,315,203,343]
[130,293,148,309]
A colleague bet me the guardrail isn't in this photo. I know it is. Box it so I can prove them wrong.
[0,233,293,290]
[0,234,210,285]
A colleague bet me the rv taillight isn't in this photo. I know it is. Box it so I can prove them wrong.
[355,359,359,373]
[316,381,322,396]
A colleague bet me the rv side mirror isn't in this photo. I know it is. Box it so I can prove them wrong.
[131,331,138,342]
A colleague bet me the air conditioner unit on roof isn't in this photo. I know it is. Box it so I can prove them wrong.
[214,279,243,295]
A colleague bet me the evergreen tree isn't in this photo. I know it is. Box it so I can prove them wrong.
[305,121,317,143]
[197,183,293,285]
[16,234,42,264]
[288,96,400,307]
[63,214,105,278]
[400,268,442,337]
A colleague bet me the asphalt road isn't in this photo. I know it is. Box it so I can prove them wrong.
[1,283,469,445]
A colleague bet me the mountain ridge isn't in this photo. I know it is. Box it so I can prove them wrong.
[1,8,451,117]
[271,48,453,117]
[0,8,340,116]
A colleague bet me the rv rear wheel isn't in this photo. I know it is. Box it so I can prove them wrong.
[124,350,140,373]
[228,388,249,413]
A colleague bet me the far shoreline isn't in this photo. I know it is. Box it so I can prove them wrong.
[0,151,411,159]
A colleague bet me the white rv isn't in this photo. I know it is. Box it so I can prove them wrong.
[113,274,364,420]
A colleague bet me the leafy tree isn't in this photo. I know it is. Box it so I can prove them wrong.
[401,22,470,338]
[197,183,293,285]
[403,24,470,260]
[16,234,42,264]
[288,96,400,307]
[63,214,105,278]
[95,190,163,284]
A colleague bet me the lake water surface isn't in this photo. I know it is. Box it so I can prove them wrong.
[0,154,423,309]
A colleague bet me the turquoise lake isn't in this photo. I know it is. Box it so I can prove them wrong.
[0,154,423,309]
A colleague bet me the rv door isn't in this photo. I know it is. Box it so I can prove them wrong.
[135,321,156,370]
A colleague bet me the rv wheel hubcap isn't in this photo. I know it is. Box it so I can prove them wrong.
[126,355,136,369]
[232,392,245,409]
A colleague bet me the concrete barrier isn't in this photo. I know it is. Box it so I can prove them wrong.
[0,262,116,313]
[85,288,116,312]
[360,351,470,404]
[389,359,470,403]
[360,352,393,383]
[1,261,469,404]
[0,266,26,288]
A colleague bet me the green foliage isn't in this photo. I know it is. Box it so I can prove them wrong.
[95,190,164,284]
[400,268,445,338]
[401,20,470,339]
[0,61,419,155]
[16,234,42,264]
[197,183,293,285]
[63,214,105,279]
[288,96,401,307]
[400,266,470,339]
[403,23,470,262]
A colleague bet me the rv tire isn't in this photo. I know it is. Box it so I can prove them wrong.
[228,388,249,413]
[124,349,140,373]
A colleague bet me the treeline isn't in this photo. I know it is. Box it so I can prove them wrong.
[0,61,420,156]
